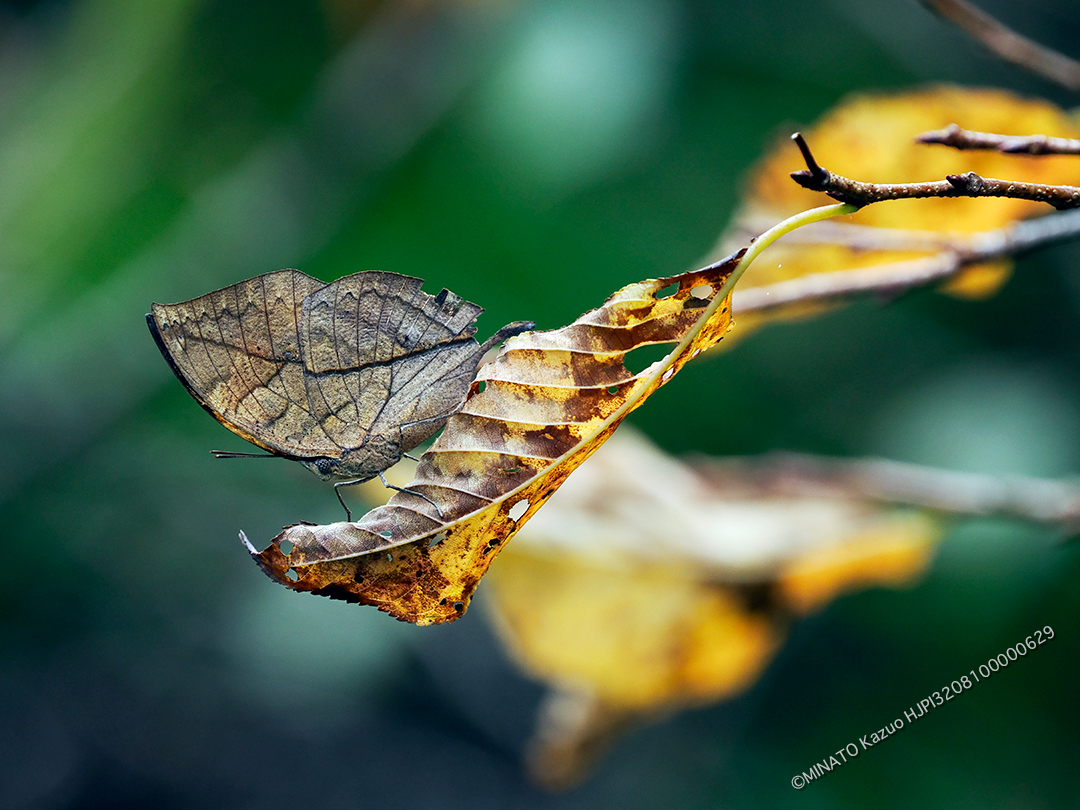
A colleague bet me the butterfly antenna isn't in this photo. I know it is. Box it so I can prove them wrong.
[212,450,277,459]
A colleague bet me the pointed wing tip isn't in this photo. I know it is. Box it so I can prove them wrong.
[239,530,258,555]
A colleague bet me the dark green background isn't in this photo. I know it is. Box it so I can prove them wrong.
[1,0,1078,807]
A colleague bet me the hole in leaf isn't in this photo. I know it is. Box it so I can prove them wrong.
[386,552,393,562]
[428,531,448,547]
[690,284,713,299]
[623,342,669,375]
[509,500,529,521]
[379,530,393,538]
[279,539,294,555]
[453,602,465,613]
[476,380,487,393]
[606,385,619,395]
[655,281,678,299]
[285,568,299,581]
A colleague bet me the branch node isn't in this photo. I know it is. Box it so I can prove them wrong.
[791,132,826,180]
[919,125,1080,155]
[916,123,963,147]
[1002,134,1047,154]
[953,172,984,192]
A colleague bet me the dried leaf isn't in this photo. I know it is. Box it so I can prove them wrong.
[481,429,940,786]
[486,429,938,704]
[148,269,530,503]
[774,521,936,614]
[248,253,745,624]
[716,86,1080,334]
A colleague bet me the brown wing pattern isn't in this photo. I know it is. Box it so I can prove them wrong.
[148,269,502,467]
[149,270,338,457]
[296,271,485,454]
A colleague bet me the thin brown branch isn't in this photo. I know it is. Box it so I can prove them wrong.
[917,0,1080,91]
[731,208,1080,313]
[790,133,1080,210]
[733,253,963,312]
[918,124,1080,155]
[696,451,1080,528]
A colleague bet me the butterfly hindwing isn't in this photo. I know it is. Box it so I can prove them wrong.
[149,269,495,473]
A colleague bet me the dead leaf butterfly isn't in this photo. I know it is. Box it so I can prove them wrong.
[148,269,532,519]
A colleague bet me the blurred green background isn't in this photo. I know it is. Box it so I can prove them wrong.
[2,0,1079,807]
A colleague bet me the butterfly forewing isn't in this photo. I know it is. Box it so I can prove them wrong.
[149,270,338,457]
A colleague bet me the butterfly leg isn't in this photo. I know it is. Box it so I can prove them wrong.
[376,471,444,518]
[333,481,356,522]
[332,474,445,521]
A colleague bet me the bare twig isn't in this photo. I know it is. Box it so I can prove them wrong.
[916,0,1080,91]
[734,252,967,312]
[732,208,1080,314]
[918,124,1080,155]
[790,133,1080,210]
[696,452,1080,528]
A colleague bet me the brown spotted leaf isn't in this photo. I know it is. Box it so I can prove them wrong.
[248,251,744,624]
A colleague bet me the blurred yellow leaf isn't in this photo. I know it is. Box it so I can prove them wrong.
[775,516,936,614]
[483,429,940,786]
[716,86,1080,333]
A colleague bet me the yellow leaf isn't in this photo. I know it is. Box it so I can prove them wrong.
[775,513,937,614]
[486,429,941,706]
[482,429,943,786]
[486,547,783,710]
[715,86,1080,333]
[245,204,849,623]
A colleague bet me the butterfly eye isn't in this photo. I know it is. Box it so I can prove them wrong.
[315,458,336,477]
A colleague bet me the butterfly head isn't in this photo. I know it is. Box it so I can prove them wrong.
[299,433,403,483]
[301,457,343,481]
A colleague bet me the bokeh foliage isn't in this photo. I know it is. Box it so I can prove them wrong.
[1,0,1078,807]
